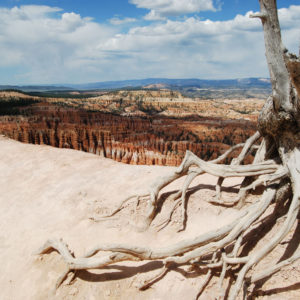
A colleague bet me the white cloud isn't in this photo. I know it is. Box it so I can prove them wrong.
[97,5,299,80]
[109,17,137,25]
[278,5,300,29]
[144,10,165,21]
[130,0,216,20]
[0,4,299,84]
[7,5,62,18]
[277,5,300,53]
[0,5,117,83]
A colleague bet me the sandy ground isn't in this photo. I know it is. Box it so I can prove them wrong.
[0,135,299,300]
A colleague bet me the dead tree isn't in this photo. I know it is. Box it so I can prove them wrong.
[38,1,299,299]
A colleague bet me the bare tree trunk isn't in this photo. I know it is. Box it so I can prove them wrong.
[253,0,300,144]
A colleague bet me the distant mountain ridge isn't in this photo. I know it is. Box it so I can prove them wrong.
[0,77,271,92]
[0,85,73,92]
[67,77,271,90]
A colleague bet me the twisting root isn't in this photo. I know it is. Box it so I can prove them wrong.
[240,166,288,193]
[214,131,261,204]
[55,267,71,289]
[231,137,275,208]
[89,194,150,222]
[139,264,171,291]
[89,133,271,231]
[195,270,212,300]
[218,251,228,299]
[228,151,300,300]
[145,133,277,227]
[178,170,199,231]
[104,194,150,217]
[156,198,181,231]
[37,183,275,290]
[37,144,299,299]
[145,141,250,226]
[250,248,300,283]
[164,187,276,266]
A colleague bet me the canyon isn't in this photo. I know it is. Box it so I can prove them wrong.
[0,90,263,166]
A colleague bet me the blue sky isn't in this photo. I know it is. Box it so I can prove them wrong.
[0,0,299,84]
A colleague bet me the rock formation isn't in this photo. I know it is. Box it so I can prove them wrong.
[0,90,263,166]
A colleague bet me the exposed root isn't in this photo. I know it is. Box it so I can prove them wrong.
[103,194,150,217]
[229,193,299,299]
[37,140,299,300]
[38,138,297,299]
[89,194,150,222]
[250,248,300,283]
[37,184,276,290]
[214,131,261,204]
[38,164,298,298]
[146,134,278,227]
[89,133,276,231]
[55,267,71,290]
[240,165,288,193]
[156,198,181,231]
[139,264,171,291]
[178,170,199,231]
[195,269,212,299]
[218,252,228,299]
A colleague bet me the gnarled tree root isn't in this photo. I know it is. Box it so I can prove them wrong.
[37,144,299,299]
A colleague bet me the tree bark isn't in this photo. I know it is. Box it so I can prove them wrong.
[254,0,300,141]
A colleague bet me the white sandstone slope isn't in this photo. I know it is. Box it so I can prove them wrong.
[0,136,299,299]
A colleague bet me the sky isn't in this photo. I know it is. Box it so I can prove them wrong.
[0,0,299,85]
